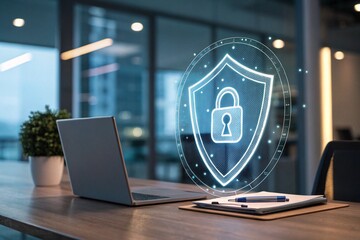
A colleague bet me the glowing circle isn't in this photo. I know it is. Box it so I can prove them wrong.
[176,37,291,196]
[132,127,143,137]
[131,22,143,32]
[334,51,344,60]
[13,18,25,27]
[272,39,285,49]
[354,3,360,12]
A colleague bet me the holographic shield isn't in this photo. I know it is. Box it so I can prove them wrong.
[188,54,274,186]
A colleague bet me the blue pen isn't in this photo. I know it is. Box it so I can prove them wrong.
[228,196,289,202]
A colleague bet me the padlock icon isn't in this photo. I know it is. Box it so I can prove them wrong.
[211,87,243,143]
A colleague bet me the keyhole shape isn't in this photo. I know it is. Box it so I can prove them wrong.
[221,113,232,136]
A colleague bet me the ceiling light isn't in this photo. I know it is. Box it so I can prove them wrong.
[13,18,25,27]
[61,38,113,60]
[132,127,143,137]
[354,3,360,12]
[334,51,344,60]
[0,53,32,72]
[272,39,285,49]
[131,22,143,32]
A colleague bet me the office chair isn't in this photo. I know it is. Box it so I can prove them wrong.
[335,128,354,140]
[312,140,360,202]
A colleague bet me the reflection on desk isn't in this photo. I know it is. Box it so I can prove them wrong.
[0,161,359,240]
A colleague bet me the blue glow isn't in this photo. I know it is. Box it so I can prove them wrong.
[188,54,274,186]
[176,37,292,196]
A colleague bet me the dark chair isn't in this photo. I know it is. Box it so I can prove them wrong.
[335,128,354,140]
[312,140,360,202]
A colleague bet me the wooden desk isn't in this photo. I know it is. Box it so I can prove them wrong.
[0,161,359,240]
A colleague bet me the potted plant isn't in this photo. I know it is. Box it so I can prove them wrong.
[19,105,70,186]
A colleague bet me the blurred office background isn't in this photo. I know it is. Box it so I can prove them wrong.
[0,0,359,196]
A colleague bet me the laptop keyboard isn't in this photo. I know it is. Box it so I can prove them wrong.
[132,192,169,201]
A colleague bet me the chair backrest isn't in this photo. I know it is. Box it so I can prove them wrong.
[312,140,360,202]
[335,128,354,140]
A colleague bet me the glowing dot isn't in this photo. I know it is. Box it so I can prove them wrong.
[242,78,245,81]
[206,109,210,112]
[195,164,198,167]
[186,136,189,139]
[210,154,214,158]
[183,104,187,107]
[298,68,302,72]
[242,57,245,60]
[193,53,196,56]
[206,189,209,191]
[355,3,360,12]
[268,140,272,144]
[258,156,262,159]
[277,125,280,128]
[273,131,275,134]
[232,46,235,49]
[203,172,207,176]
[131,22,143,32]
[200,91,203,94]
[221,78,224,82]
[204,64,207,68]
[217,87,219,90]
[192,176,195,179]
[133,127,143,137]
[244,181,248,184]
[273,39,285,49]
[250,128,253,131]
[268,36,272,40]
[305,70,308,74]
[13,18,25,27]
[181,128,184,132]
[220,41,223,44]
[255,66,258,69]
[236,179,239,182]
[213,185,216,189]
[302,104,306,108]
[334,51,344,60]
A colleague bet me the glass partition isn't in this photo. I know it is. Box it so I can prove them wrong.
[73,5,150,177]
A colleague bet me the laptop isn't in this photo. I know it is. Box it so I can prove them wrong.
[56,116,206,206]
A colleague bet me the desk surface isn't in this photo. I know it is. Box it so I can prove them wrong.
[0,161,359,240]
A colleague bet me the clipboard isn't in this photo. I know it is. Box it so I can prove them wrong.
[179,202,349,220]
[191,191,329,215]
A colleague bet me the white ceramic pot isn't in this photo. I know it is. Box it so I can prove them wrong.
[29,156,64,186]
